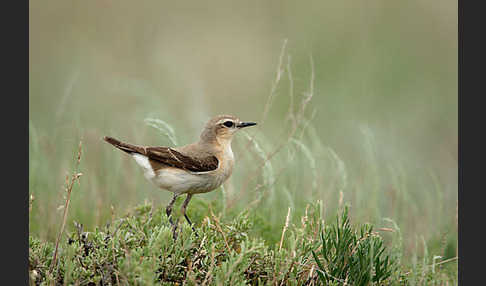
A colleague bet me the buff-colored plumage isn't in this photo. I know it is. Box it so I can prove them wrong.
[104,115,256,239]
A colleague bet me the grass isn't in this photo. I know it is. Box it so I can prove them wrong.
[29,200,457,285]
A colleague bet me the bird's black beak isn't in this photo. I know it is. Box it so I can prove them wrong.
[237,122,257,128]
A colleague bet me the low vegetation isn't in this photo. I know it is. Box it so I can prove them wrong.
[29,198,456,285]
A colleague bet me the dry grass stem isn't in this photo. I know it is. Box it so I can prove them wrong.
[297,54,315,121]
[286,54,296,130]
[377,227,395,232]
[301,204,310,228]
[261,38,288,126]
[242,54,315,201]
[338,191,344,209]
[209,210,231,253]
[201,246,216,286]
[402,256,458,277]
[279,207,291,252]
[49,141,83,275]
[29,194,35,213]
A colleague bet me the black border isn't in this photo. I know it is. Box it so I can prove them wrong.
[458,0,484,284]
[4,0,29,284]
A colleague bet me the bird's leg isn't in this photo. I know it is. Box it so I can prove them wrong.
[166,193,181,240]
[165,193,180,227]
[181,194,198,237]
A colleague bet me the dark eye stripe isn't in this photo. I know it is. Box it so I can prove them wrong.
[223,121,234,128]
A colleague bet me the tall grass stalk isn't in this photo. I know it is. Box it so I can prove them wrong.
[49,141,83,275]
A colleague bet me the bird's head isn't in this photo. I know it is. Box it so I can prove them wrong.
[200,115,257,145]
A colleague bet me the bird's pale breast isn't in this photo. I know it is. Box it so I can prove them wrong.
[132,147,234,195]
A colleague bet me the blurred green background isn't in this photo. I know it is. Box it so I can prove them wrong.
[29,0,457,261]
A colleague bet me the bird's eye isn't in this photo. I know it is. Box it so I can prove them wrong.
[223,121,234,128]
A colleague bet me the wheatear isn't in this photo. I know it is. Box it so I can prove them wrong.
[104,115,256,238]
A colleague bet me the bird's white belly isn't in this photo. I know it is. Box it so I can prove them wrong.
[132,153,229,194]
[152,168,217,194]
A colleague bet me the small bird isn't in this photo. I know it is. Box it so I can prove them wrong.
[104,115,256,238]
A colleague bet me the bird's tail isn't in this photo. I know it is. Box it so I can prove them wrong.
[103,136,146,155]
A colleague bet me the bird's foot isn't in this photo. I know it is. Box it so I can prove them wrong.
[191,226,199,238]
[171,218,180,240]
[183,214,199,237]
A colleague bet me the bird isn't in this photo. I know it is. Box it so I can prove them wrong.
[103,115,257,239]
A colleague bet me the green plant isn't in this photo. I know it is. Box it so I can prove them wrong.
[312,206,397,285]
[29,201,457,285]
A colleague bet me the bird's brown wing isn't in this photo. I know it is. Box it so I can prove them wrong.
[104,136,146,154]
[146,146,219,173]
[104,136,219,172]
